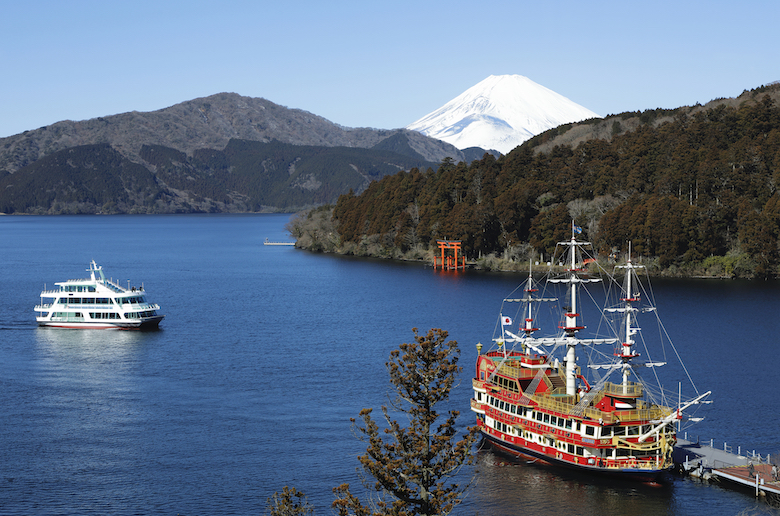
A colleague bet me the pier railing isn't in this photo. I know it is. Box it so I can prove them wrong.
[682,432,774,467]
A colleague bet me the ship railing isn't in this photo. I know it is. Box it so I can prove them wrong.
[102,279,126,293]
[496,362,548,379]
[35,303,53,310]
[531,394,671,423]
[39,289,61,295]
[603,381,643,397]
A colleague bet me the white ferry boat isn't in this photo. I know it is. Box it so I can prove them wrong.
[35,260,164,329]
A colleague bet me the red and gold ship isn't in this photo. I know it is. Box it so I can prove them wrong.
[471,226,710,481]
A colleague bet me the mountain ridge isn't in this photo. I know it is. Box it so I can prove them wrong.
[0,92,466,175]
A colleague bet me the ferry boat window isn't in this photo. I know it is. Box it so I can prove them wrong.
[585,425,595,436]
[576,446,584,456]
[602,426,612,437]
[568,444,575,454]
[535,412,543,422]
[480,371,485,380]
[543,413,550,424]
[614,426,626,436]
[627,426,639,436]
[565,419,572,430]
[510,404,516,414]
[576,422,581,432]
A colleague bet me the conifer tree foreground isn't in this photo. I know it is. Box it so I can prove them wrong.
[333,328,478,516]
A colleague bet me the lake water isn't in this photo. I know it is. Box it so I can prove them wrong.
[0,214,778,515]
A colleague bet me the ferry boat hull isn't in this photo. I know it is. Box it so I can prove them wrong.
[37,315,164,330]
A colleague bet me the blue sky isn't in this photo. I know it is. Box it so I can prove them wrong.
[1,0,777,138]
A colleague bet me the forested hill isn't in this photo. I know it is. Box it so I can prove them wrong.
[0,92,466,214]
[309,84,780,278]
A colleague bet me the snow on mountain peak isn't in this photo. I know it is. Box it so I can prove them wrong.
[406,74,600,154]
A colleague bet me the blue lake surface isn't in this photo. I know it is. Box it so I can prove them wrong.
[0,214,778,515]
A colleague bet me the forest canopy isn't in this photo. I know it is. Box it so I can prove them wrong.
[322,85,780,278]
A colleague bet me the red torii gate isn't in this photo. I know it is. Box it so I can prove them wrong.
[433,240,466,270]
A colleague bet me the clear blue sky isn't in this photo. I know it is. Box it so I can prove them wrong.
[1,0,777,138]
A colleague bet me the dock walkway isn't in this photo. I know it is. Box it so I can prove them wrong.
[263,239,295,246]
[674,436,779,498]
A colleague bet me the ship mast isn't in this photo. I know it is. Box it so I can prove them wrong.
[618,244,640,393]
[560,224,589,396]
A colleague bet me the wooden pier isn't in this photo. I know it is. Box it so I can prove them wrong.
[264,238,295,246]
[674,436,780,499]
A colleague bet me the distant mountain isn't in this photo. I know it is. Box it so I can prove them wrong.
[406,75,600,154]
[0,93,466,214]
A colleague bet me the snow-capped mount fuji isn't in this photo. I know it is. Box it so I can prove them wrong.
[406,74,600,155]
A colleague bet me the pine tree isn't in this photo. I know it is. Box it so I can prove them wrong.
[333,328,478,516]
[266,486,315,516]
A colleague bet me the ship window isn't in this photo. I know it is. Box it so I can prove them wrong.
[568,444,575,454]
[543,414,550,424]
[499,401,505,410]
[628,426,639,436]
[576,446,584,456]
[614,426,626,436]
[535,412,543,422]
[480,371,485,380]
[510,404,516,414]
[602,427,612,437]
[585,426,595,436]
[565,419,572,430]
[576,422,581,432]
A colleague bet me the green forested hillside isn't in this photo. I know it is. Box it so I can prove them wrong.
[0,139,437,214]
[325,85,780,278]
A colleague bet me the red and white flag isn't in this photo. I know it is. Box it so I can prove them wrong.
[501,315,512,326]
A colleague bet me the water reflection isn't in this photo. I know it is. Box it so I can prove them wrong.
[469,447,672,516]
[34,327,149,368]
